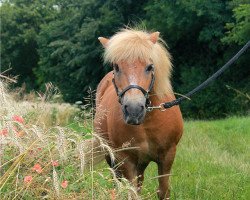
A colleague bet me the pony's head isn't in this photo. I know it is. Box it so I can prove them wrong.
[99,29,173,125]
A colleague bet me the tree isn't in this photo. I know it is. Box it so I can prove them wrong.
[0,0,57,89]
[222,3,250,45]
[36,0,148,102]
[144,0,249,118]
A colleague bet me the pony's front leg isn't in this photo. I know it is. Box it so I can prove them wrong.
[105,155,123,179]
[117,155,139,188]
[157,146,176,200]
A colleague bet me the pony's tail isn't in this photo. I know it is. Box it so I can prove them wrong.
[80,134,115,169]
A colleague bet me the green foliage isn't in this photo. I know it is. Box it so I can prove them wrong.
[36,0,117,101]
[145,0,250,118]
[36,0,148,102]
[1,0,249,118]
[222,3,250,45]
[0,0,57,89]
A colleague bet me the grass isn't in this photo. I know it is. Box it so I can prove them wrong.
[142,117,250,199]
[64,117,250,200]
[0,80,249,199]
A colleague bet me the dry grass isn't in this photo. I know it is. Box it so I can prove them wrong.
[0,79,140,200]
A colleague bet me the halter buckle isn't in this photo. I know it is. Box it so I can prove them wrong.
[146,103,166,112]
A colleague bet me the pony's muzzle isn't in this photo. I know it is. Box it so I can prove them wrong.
[122,101,146,125]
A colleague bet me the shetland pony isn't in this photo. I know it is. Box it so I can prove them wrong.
[94,29,183,199]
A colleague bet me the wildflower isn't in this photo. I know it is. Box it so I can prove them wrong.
[32,163,42,173]
[110,189,116,200]
[52,160,59,167]
[37,147,42,151]
[12,115,24,124]
[0,128,8,136]
[24,176,33,184]
[61,180,68,189]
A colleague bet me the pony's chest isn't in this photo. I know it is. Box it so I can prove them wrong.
[125,132,167,161]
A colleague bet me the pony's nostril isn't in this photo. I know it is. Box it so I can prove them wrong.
[124,105,129,114]
[124,103,144,116]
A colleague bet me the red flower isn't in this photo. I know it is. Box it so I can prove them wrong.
[12,115,24,124]
[32,163,42,174]
[52,160,59,167]
[110,189,116,200]
[61,180,68,188]
[0,128,8,136]
[24,176,33,184]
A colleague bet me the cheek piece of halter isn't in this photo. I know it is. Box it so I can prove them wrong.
[112,64,155,109]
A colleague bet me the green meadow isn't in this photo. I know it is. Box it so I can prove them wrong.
[69,116,250,199]
[142,116,250,199]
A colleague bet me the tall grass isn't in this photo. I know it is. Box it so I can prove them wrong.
[0,80,139,200]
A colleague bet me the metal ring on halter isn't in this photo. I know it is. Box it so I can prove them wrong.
[146,103,167,112]
[159,103,166,111]
[146,107,154,112]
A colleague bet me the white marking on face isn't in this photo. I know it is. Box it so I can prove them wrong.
[128,65,138,85]
[128,73,138,85]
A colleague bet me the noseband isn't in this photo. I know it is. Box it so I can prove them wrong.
[112,65,155,108]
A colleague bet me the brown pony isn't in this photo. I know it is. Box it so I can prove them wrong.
[94,28,183,199]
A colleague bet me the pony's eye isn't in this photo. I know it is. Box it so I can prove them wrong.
[146,64,154,72]
[113,64,119,72]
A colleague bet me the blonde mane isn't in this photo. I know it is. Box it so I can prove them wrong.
[103,29,173,99]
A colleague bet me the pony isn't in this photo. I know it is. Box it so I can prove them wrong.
[94,28,183,199]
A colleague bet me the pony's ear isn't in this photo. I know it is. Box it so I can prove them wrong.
[98,37,109,47]
[149,32,160,44]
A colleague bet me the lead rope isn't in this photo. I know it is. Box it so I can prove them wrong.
[147,40,250,112]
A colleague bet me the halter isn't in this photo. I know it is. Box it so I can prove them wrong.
[112,65,155,108]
